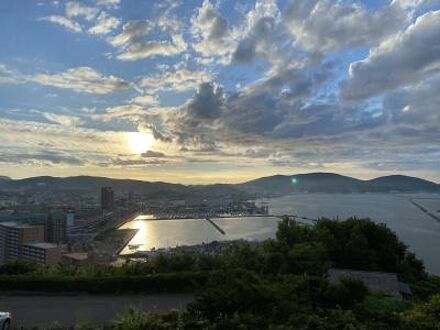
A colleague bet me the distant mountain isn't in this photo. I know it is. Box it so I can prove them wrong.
[0,176,11,181]
[0,173,438,197]
[238,173,440,195]
[364,175,439,192]
[0,175,244,199]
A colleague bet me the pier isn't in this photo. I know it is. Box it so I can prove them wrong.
[409,199,440,223]
[205,217,226,235]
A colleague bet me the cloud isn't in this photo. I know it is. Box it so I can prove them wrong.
[0,150,85,166]
[42,112,84,127]
[284,0,409,54]
[383,73,440,124]
[231,0,281,64]
[88,11,120,34]
[141,150,166,158]
[0,118,135,167]
[185,82,224,120]
[341,10,440,100]
[30,67,132,94]
[191,0,231,57]
[100,104,146,121]
[129,94,159,106]
[39,15,82,33]
[139,68,213,92]
[65,2,98,21]
[0,64,23,84]
[110,20,187,61]
[41,2,119,35]
[94,0,120,9]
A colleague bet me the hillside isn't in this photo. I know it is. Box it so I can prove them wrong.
[238,173,440,195]
[0,173,438,197]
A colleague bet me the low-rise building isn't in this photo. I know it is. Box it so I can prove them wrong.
[21,242,62,266]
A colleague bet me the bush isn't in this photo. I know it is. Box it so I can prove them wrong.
[324,276,369,309]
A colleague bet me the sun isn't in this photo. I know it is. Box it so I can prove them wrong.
[127,132,154,154]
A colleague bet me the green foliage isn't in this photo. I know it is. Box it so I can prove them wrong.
[401,294,440,329]
[324,276,369,309]
[0,260,39,275]
[354,295,412,329]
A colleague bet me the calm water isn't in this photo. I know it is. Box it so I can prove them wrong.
[120,193,440,275]
[119,217,280,255]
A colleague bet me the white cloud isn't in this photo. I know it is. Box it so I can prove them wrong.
[100,104,146,121]
[109,19,187,61]
[39,15,82,33]
[129,94,159,107]
[88,11,120,34]
[284,0,409,53]
[42,112,84,127]
[65,2,98,21]
[342,10,440,100]
[95,0,120,9]
[0,64,23,84]
[140,69,213,92]
[231,0,282,64]
[191,0,232,57]
[30,67,132,94]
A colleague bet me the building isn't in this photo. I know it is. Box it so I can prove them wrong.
[0,222,45,263]
[21,242,62,266]
[46,215,67,244]
[66,211,75,227]
[101,187,114,210]
[327,268,412,297]
[0,222,62,265]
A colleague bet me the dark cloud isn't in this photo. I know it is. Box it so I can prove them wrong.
[0,151,85,166]
[141,150,166,158]
[383,74,440,125]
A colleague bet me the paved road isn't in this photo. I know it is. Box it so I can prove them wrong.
[0,294,193,328]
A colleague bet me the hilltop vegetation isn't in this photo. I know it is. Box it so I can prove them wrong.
[2,217,439,329]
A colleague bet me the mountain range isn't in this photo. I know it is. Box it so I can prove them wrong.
[0,173,438,197]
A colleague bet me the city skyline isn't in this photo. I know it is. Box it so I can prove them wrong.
[1,0,439,184]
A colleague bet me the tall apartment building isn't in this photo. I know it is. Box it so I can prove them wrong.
[0,222,61,265]
[46,215,67,244]
[101,187,114,210]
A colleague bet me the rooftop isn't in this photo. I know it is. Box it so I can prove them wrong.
[0,222,37,229]
[23,242,59,249]
[327,268,411,297]
[62,252,88,261]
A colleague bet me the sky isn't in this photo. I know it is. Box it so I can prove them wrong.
[0,0,439,184]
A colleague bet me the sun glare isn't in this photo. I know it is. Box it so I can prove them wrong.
[127,132,154,154]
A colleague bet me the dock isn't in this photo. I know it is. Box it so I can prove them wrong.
[205,217,226,235]
[409,199,440,223]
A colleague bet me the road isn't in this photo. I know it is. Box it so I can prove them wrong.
[0,294,193,329]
